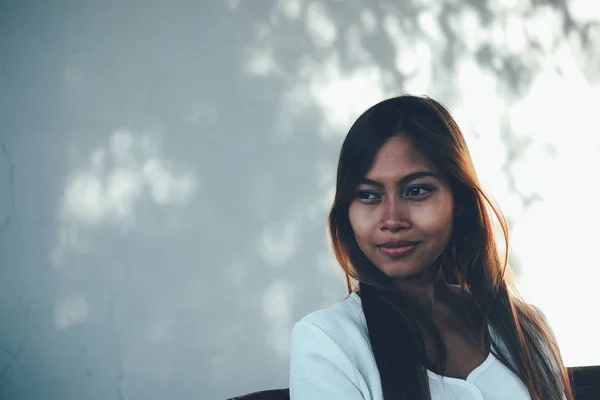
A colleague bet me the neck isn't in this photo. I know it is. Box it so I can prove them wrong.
[394,266,452,308]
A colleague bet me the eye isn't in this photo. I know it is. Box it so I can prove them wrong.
[405,185,433,197]
[356,190,380,202]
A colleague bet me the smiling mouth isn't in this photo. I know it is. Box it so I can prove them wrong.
[377,242,419,258]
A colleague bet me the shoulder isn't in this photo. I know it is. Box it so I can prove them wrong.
[291,292,368,346]
[289,292,378,398]
[290,292,371,364]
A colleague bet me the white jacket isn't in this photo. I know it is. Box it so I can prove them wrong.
[289,292,532,400]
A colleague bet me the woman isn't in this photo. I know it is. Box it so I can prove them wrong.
[289,95,573,400]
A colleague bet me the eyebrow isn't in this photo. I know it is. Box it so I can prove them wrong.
[359,171,440,187]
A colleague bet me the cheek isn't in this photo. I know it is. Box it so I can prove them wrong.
[413,199,454,237]
[348,204,375,244]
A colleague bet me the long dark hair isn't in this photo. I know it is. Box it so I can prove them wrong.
[327,95,573,400]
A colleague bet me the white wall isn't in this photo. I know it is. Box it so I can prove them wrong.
[1,1,599,399]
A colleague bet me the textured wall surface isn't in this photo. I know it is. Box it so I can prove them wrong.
[1,1,599,399]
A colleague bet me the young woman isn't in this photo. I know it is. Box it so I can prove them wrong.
[289,95,572,400]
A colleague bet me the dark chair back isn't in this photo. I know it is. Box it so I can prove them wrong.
[228,388,289,400]
[227,366,600,400]
[571,365,600,399]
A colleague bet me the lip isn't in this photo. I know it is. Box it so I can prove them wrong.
[377,241,419,258]
[378,240,419,248]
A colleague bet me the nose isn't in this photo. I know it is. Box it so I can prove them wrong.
[380,196,411,232]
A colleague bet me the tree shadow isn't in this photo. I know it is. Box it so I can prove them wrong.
[0,0,598,399]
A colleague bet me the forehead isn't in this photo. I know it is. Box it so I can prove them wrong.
[366,135,437,179]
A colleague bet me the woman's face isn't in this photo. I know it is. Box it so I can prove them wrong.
[348,135,455,284]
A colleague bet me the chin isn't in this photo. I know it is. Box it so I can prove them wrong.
[380,262,426,280]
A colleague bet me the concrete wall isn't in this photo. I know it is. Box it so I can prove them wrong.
[1,1,599,399]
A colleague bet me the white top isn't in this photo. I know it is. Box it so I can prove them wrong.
[289,292,531,400]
